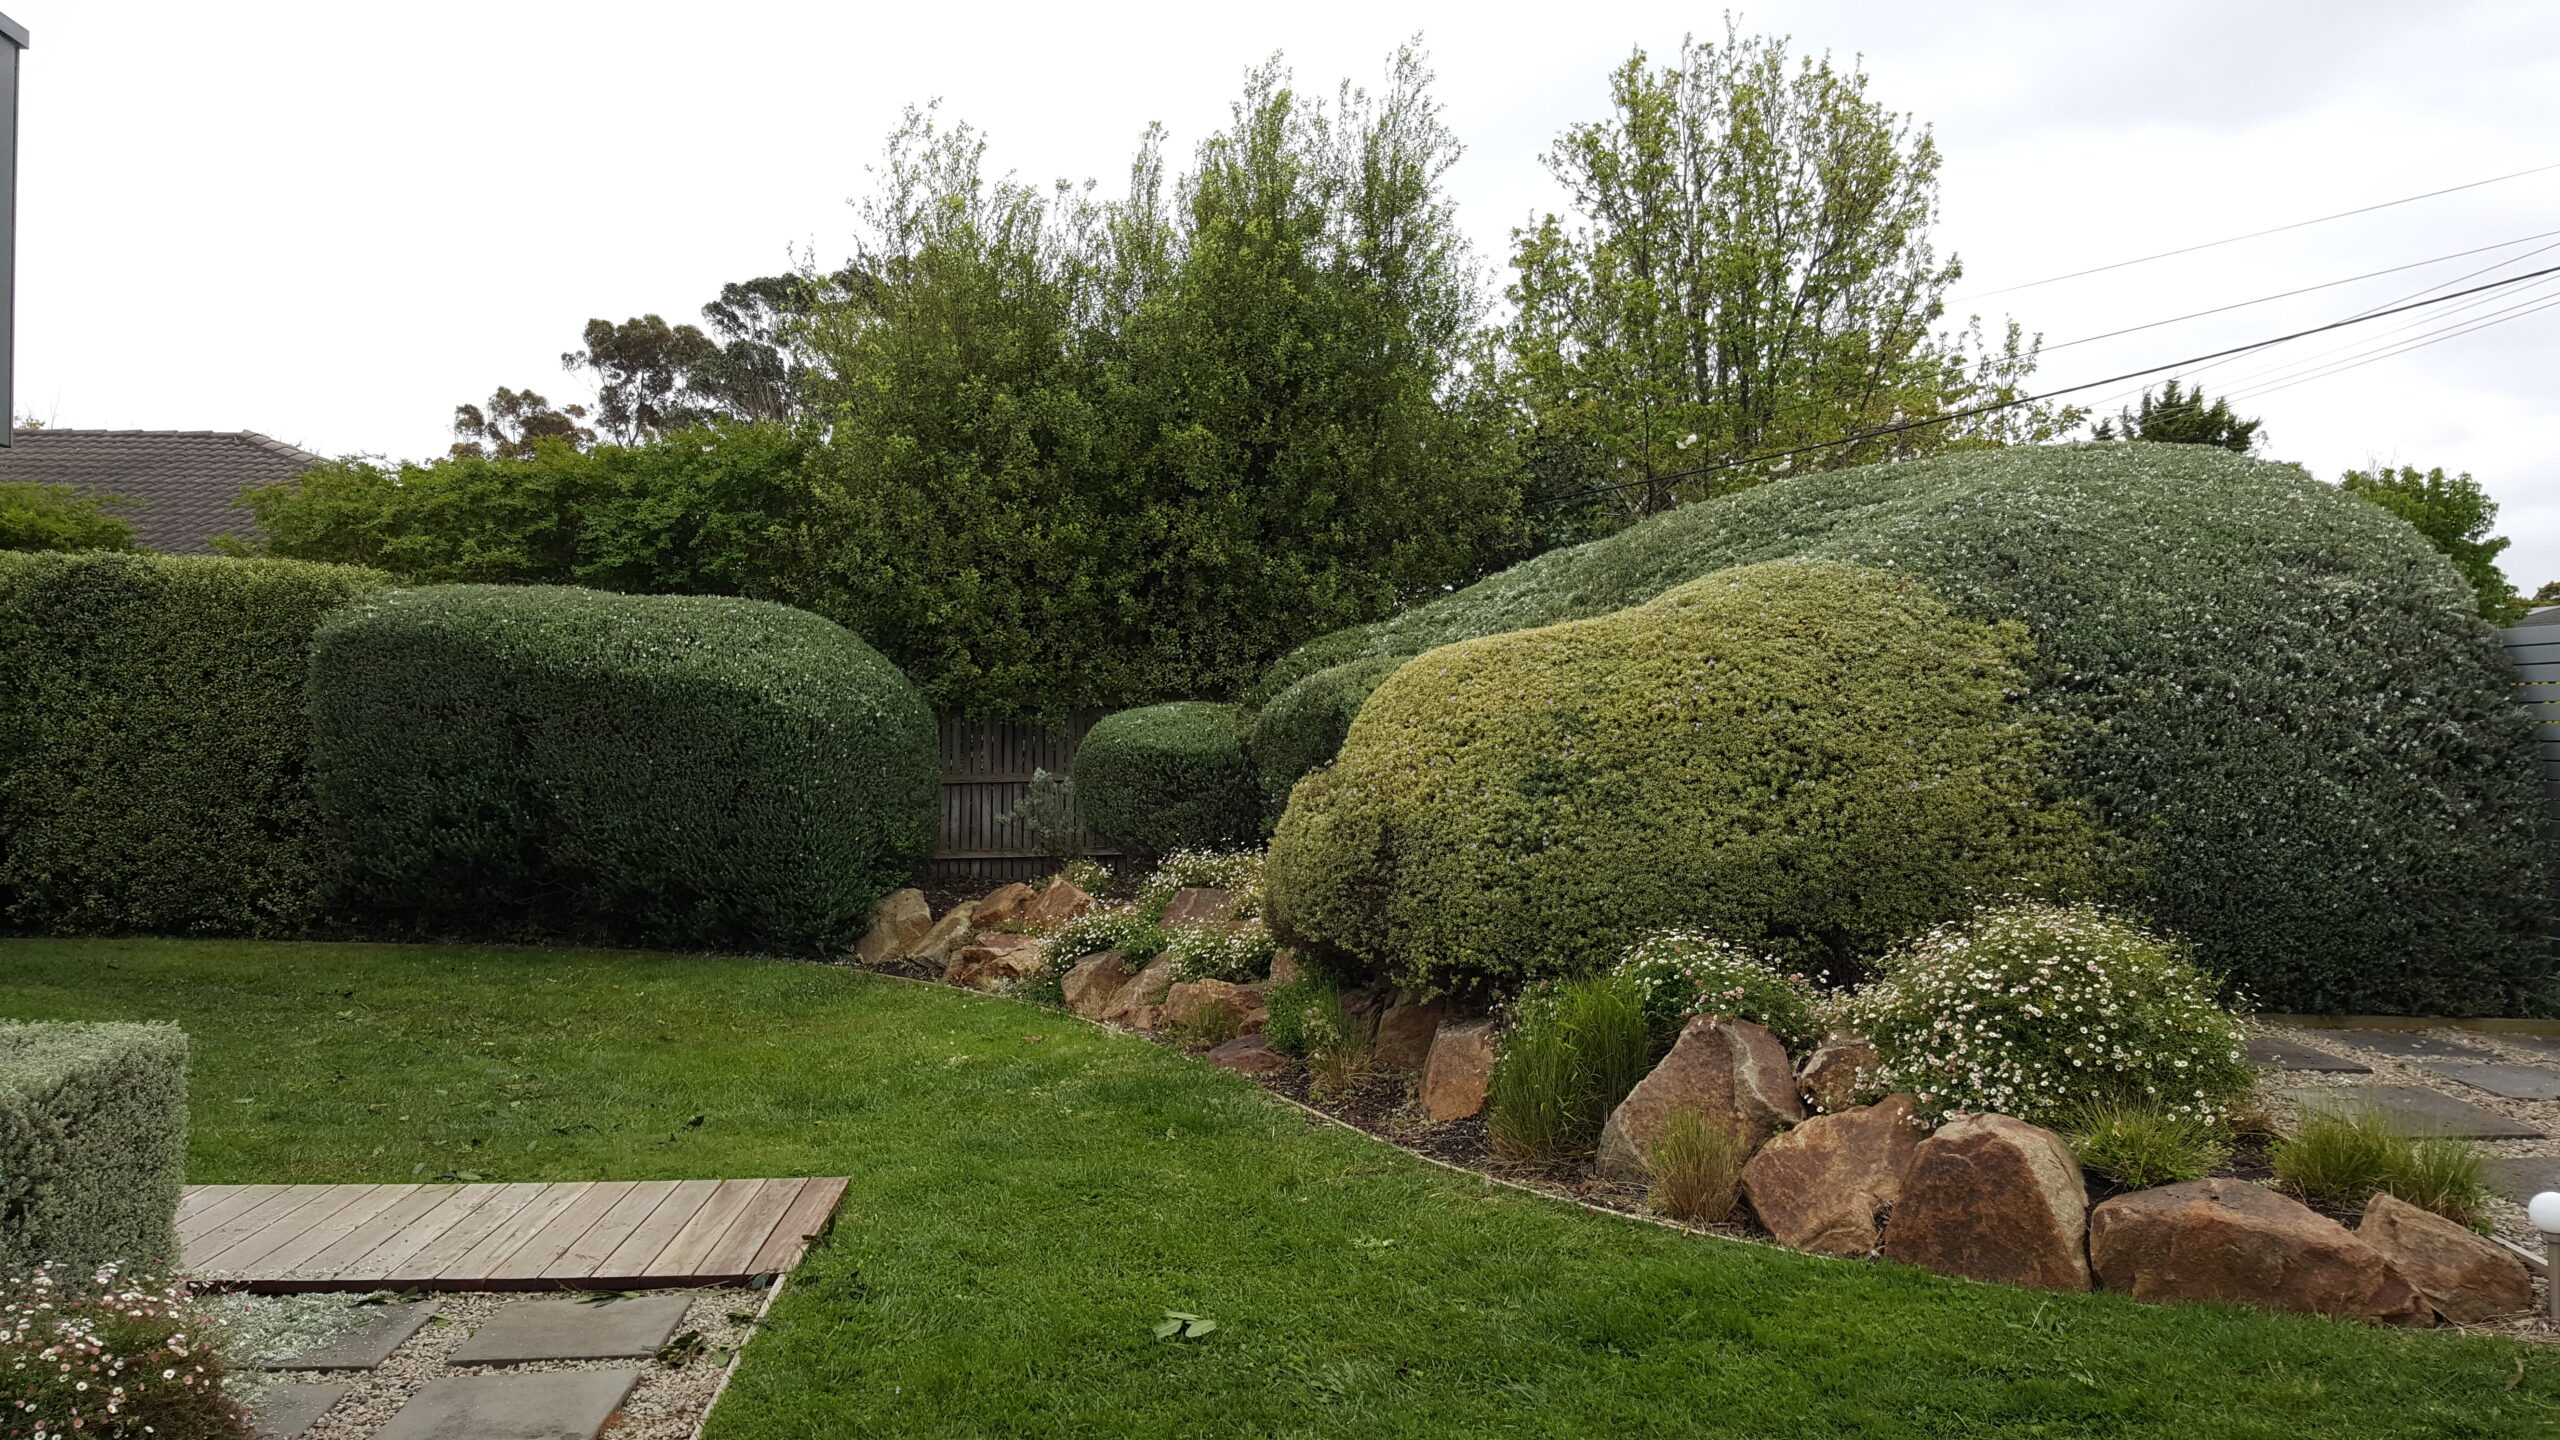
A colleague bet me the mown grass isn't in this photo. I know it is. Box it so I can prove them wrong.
[2,937,2554,1438]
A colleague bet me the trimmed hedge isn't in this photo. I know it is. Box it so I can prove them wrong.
[0,1022,188,1273]
[0,552,392,935]
[1257,443,2554,1015]
[1266,561,2104,992]
[1074,703,1263,858]
[309,585,937,954]
[1247,654,1407,811]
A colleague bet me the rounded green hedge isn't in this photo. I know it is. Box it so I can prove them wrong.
[1074,702,1263,858]
[0,552,392,936]
[309,585,937,954]
[1265,560,2105,993]
[1255,444,2553,1015]
[1247,654,1407,811]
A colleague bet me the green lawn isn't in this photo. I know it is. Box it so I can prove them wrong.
[3,937,2553,1438]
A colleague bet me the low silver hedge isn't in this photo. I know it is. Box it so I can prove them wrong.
[0,1022,188,1274]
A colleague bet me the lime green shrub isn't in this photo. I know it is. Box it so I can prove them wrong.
[1611,932,1825,1056]
[1073,704,1262,858]
[308,585,936,954]
[1266,560,2101,990]
[0,552,392,935]
[0,1022,188,1273]
[1251,443,2550,1015]
[1840,902,2253,1128]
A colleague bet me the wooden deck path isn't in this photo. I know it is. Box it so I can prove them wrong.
[177,1178,847,1292]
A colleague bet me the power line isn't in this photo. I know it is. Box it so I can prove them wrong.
[1534,260,2560,509]
[2224,283,2560,404]
[1951,159,2560,302]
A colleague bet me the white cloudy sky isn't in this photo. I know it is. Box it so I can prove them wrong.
[13,1,2560,583]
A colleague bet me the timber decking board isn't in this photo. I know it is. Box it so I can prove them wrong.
[180,1179,845,1291]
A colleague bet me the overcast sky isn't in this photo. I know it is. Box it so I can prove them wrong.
[12,1,2560,584]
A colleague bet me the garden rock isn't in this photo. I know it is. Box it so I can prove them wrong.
[1208,1034,1293,1076]
[1881,1113,2090,1291]
[1422,1018,1497,1121]
[1373,992,1451,1070]
[1596,1016,1801,1182]
[1062,953,1130,1020]
[1267,948,1303,988]
[911,901,978,974]
[2355,1193,2532,1323]
[1335,987,1387,1051]
[948,933,1045,991]
[1025,880,1093,927]
[2086,1178,2426,1324]
[1741,1094,1922,1256]
[1164,979,1267,1036]
[1103,957,1179,1030]
[1797,1037,1881,1114]
[1162,887,1239,928]
[852,888,933,965]
[974,882,1039,927]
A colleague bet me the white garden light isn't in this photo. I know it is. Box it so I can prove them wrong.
[2532,1191,2560,1322]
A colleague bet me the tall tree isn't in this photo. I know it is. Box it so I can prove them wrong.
[2093,378,2263,453]
[2340,464,2525,624]
[561,275,834,442]
[1503,24,2066,523]
[449,387,594,460]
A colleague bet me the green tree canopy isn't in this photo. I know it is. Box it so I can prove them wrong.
[0,482,137,553]
[2339,464,2524,624]
[2092,379,2263,454]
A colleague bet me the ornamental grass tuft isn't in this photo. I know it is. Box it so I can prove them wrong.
[1646,1105,1747,1223]
[2060,1099,2232,1190]
[2274,1104,2491,1227]
[1487,974,1653,1160]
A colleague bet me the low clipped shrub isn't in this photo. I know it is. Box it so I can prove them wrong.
[1263,974,1346,1060]
[309,585,937,955]
[1163,920,1278,983]
[1,1266,251,1439]
[1487,973,1653,1160]
[1841,902,2253,1128]
[1647,1106,1748,1223]
[1133,849,1266,922]
[0,552,391,936]
[1247,654,1406,809]
[1252,443,2551,1015]
[0,1024,188,1275]
[1035,904,1165,976]
[1075,705,1264,859]
[2274,1104,2490,1227]
[2060,1100,2232,1190]
[1612,932,1824,1057]
[1266,560,2103,990]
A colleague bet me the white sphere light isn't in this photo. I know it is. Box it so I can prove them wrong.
[2531,1190,2560,1236]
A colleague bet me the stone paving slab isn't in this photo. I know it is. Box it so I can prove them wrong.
[2277,1084,2545,1139]
[269,1299,437,1370]
[2490,1155,2560,1205]
[2304,1029,2497,1062]
[2489,1033,2560,1060]
[251,1380,351,1439]
[372,1370,641,1440]
[2425,1062,2560,1102]
[2244,1036,2370,1072]
[447,1294,692,1364]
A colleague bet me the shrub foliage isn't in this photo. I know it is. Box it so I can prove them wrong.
[1266,561,2100,990]
[0,552,391,936]
[1611,932,1824,1056]
[1,1266,250,1439]
[1254,443,2551,1014]
[309,585,937,954]
[0,1023,188,1275]
[1074,706,1264,859]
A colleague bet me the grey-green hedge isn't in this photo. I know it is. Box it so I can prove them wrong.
[0,552,392,936]
[1074,702,1263,858]
[309,585,938,954]
[1247,654,1408,813]
[1253,443,2554,1016]
[0,1022,187,1274]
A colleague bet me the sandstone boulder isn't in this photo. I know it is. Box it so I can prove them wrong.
[1422,1018,1498,1121]
[1024,879,1093,928]
[1373,992,1451,1071]
[1882,1113,2091,1291]
[909,901,979,974]
[974,882,1038,928]
[2356,1193,2530,1323]
[947,933,1045,991]
[851,888,933,965]
[1164,979,1268,1038]
[1335,987,1387,1053]
[1267,948,1303,989]
[2087,1178,2426,1323]
[1797,1037,1883,1114]
[1596,1016,1801,1182]
[1742,1094,1922,1256]
[1161,887,1238,928]
[1208,1034,1294,1076]
[1102,957,1179,1030]
[1061,953,1131,1020]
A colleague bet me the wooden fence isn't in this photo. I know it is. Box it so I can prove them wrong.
[927,711,1118,886]
[2500,624,2560,817]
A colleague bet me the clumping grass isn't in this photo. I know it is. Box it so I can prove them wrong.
[1646,1106,1745,1223]
[2062,1099,2233,1189]
[2,938,2554,1439]
[1487,973,1653,1160]
[2274,1103,2492,1227]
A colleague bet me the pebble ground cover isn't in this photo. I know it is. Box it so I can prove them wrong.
[3,937,2554,1438]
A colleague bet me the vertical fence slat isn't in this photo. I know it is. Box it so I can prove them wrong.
[928,710,1117,885]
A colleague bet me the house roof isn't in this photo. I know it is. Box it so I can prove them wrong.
[1,429,325,554]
